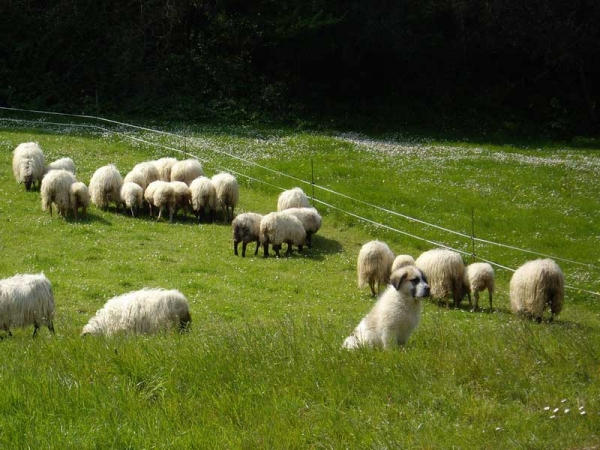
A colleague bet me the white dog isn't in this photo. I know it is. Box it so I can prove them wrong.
[343,266,430,349]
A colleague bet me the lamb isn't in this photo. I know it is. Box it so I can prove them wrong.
[343,266,430,349]
[152,157,178,181]
[69,181,91,220]
[211,172,239,222]
[12,142,46,191]
[277,187,310,211]
[392,255,416,273]
[463,262,495,311]
[510,258,564,322]
[132,162,160,187]
[45,157,76,175]
[0,273,55,337]
[189,176,217,223]
[81,288,191,336]
[41,169,77,217]
[123,170,148,191]
[280,207,322,249]
[259,212,306,257]
[415,248,465,308]
[357,240,395,297]
[232,212,263,257]
[170,181,192,219]
[144,180,175,222]
[171,159,204,185]
[89,164,124,211]
[120,182,144,217]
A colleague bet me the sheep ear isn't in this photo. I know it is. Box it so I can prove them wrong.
[391,271,408,290]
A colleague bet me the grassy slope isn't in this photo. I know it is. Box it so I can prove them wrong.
[0,115,599,448]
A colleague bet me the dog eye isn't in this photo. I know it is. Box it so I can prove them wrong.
[410,278,420,284]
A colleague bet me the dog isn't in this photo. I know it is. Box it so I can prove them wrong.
[343,266,430,349]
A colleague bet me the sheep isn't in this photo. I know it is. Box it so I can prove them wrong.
[171,159,204,185]
[89,164,123,211]
[132,162,160,187]
[0,273,55,337]
[357,240,395,297]
[170,181,192,219]
[232,213,263,257]
[510,258,565,322]
[123,170,148,191]
[277,187,310,211]
[415,248,465,308]
[280,207,322,249]
[260,212,306,257]
[211,172,239,222]
[144,180,175,222]
[463,262,495,311]
[45,157,76,175]
[69,181,91,220]
[120,182,144,217]
[41,169,77,217]
[343,266,430,349]
[12,142,46,191]
[189,176,217,223]
[152,157,178,181]
[391,255,415,273]
[81,288,191,336]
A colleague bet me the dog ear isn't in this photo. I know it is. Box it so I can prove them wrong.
[391,270,408,290]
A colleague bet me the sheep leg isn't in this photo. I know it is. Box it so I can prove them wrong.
[47,321,55,334]
[32,323,40,338]
[467,292,473,311]
[274,244,282,257]
[369,281,376,297]
[242,242,248,258]
[307,233,312,249]
[234,240,239,256]
[254,241,260,256]
[263,242,270,257]
[286,242,293,255]
[488,291,493,311]
[472,291,479,312]
[157,207,163,221]
[298,244,303,253]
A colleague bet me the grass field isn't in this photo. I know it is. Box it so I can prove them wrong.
[1,111,599,448]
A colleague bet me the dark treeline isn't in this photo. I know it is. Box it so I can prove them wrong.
[1,0,599,135]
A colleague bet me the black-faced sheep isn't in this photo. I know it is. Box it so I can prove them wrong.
[463,262,495,311]
[232,212,263,257]
[357,240,395,297]
[510,258,564,322]
[12,142,46,191]
[120,182,144,217]
[211,172,239,222]
[41,169,77,217]
[415,248,465,308]
[171,159,204,185]
[189,176,217,223]
[0,273,55,337]
[280,207,322,249]
[81,288,191,336]
[260,212,306,257]
[89,164,123,211]
[69,181,91,220]
[45,157,76,176]
[277,187,310,211]
[391,255,415,273]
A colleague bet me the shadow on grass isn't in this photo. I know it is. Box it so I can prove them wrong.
[66,212,112,225]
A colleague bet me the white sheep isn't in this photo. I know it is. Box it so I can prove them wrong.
[357,240,395,297]
[120,182,144,217]
[144,180,175,222]
[510,258,564,322]
[232,212,263,257]
[260,212,306,257]
[171,159,204,185]
[81,288,191,336]
[12,142,46,191]
[280,207,322,249]
[415,248,465,308]
[45,157,76,175]
[343,266,430,349]
[170,181,192,219]
[132,162,160,187]
[391,255,415,273]
[189,176,217,223]
[69,181,91,220]
[0,273,55,337]
[277,187,310,211]
[152,157,178,181]
[89,164,124,211]
[463,262,495,311]
[41,169,77,217]
[211,172,239,222]
[123,170,148,191]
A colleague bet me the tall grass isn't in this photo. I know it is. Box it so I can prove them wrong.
[0,113,599,448]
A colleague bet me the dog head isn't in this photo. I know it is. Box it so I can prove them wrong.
[390,266,430,299]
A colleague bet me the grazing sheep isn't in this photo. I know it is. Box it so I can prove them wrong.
[152,157,178,181]
[45,157,76,175]
[463,262,495,311]
[510,258,564,322]
[0,273,55,337]
[81,288,191,336]
[232,212,263,257]
[280,207,322,249]
[41,169,77,217]
[277,187,310,211]
[145,180,175,222]
[123,170,148,191]
[69,181,91,220]
[415,248,465,308]
[132,162,160,187]
[189,176,217,223]
[171,159,204,185]
[260,212,306,257]
[12,142,46,191]
[357,240,395,297]
[170,181,192,219]
[211,172,239,222]
[392,255,416,273]
[120,182,144,217]
[89,164,123,211]
[343,266,430,349]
